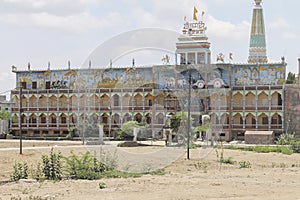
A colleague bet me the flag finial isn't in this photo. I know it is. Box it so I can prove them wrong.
[193,6,198,21]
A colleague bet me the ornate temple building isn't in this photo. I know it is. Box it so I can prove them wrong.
[10,0,287,141]
[231,0,285,140]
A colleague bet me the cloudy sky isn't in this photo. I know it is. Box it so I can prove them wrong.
[0,0,299,97]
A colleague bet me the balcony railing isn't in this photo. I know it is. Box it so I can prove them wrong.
[11,123,69,129]
[210,124,230,130]
[232,105,283,111]
[232,124,283,130]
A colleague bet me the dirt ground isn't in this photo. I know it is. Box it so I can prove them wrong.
[0,140,300,200]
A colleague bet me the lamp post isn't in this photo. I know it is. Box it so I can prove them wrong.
[108,106,112,138]
[18,85,23,154]
[179,69,193,160]
[187,73,192,160]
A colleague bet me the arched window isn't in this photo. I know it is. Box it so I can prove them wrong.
[113,95,120,107]
[40,114,46,124]
[157,114,164,124]
[134,113,143,123]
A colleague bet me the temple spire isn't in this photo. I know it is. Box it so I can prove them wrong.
[248,0,268,64]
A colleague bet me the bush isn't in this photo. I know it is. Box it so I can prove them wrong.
[42,148,62,180]
[10,162,28,181]
[98,182,106,189]
[276,133,295,145]
[64,151,107,180]
[291,141,300,153]
[220,157,235,165]
[280,147,294,155]
[32,162,44,181]
[239,161,251,168]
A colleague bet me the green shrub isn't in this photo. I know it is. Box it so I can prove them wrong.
[280,147,294,155]
[10,162,28,181]
[291,141,300,153]
[42,148,62,180]
[98,182,106,189]
[220,157,235,165]
[65,133,73,139]
[32,162,44,181]
[239,161,251,168]
[64,151,107,180]
[215,146,235,165]
[276,133,295,145]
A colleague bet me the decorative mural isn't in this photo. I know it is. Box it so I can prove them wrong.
[16,67,153,90]
[154,66,177,90]
[16,63,284,90]
[206,67,229,88]
[153,64,230,90]
[232,64,285,86]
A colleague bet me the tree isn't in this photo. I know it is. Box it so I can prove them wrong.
[286,72,296,84]
[193,124,209,133]
[117,120,147,140]
[121,121,140,135]
[67,124,78,138]
[0,110,10,120]
[77,119,98,138]
[169,112,196,144]
[170,112,194,134]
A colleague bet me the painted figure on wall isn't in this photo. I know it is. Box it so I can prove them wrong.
[233,65,285,86]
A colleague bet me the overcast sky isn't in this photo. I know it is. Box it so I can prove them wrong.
[0,0,299,97]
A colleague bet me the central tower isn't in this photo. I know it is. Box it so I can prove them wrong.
[176,8,211,65]
[248,0,268,64]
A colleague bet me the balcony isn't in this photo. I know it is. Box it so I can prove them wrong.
[254,106,269,111]
[232,124,283,131]
[133,107,144,111]
[210,124,230,130]
[270,106,283,111]
[232,104,283,112]
[208,106,229,111]
[232,106,243,111]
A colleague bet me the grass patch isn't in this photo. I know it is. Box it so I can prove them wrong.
[244,146,293,155]
[291,141,300,153]
[220,157,235,165]
[99,169,166,179]
[100,171,143,179]
[224,145,294,155]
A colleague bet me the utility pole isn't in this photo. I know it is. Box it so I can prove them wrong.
[187,73,191,160]
[19,85,23,154]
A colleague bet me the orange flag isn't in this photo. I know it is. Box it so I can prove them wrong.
[193,6,198,21]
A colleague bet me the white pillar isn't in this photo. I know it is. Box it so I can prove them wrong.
[133,127,139,142]
[99,125,104,144]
